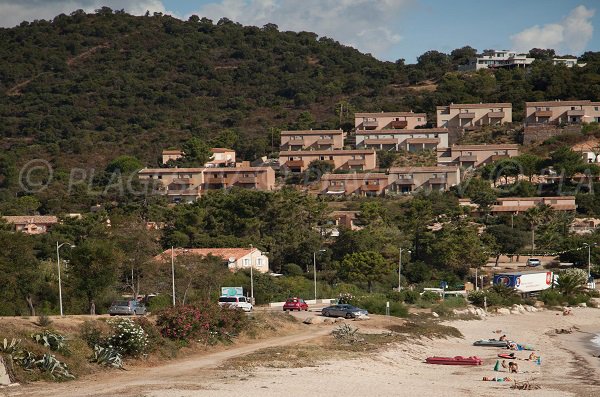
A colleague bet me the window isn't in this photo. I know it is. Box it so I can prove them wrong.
[417,118,422,121]
[320,156,325,160]
[256,258,263,267]
[595,107,599,111]
[243,259,250,266]
[329,156,334,160]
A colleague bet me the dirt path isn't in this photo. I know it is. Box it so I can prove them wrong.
[4,326,332,397]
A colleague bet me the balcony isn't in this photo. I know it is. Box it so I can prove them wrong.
[285,160,305,168]
[316,138,334,145]
[394,179,415,185]
[205,176,227,184]
[459,155,478,162]
[534,110,553,117]
[428,178,447,185]
[362,120,378,129]
[170,178,192,185]
[488,111,505,118]
[288,140,305,146]
[390,120,408,129]
[567,109,585,117]
[361,184,382,192]
[347,159,366,167]
[235,177,257,184]
[458,112,476,119]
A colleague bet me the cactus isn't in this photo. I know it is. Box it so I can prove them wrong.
[31,331,67,353]
[34,353,75,380]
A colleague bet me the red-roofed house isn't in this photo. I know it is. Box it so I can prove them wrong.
[155,247,269,273]
[3,215,59,234]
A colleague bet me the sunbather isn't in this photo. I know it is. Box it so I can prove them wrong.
[508,361,519,373]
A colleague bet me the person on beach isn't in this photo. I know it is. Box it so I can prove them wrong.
[508,362,519,373]
[499,335,507,341]
[501,360,508,369]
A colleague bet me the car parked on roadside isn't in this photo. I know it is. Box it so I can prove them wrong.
[526,258,541,267]
[108,300,146,316]
[218,296,253,312]
[321,304,368,319]
[283,297,308,312]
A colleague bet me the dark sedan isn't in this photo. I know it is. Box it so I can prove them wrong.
[321,304,368,319]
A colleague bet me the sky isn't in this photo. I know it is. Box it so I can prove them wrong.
[0,0,598,63]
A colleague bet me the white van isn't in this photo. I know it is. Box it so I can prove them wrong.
[218,296,253,312]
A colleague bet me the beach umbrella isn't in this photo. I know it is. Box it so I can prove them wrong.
[493,360,500,371]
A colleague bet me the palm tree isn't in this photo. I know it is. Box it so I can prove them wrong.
[556,269,588,297]
[523,204,553,254]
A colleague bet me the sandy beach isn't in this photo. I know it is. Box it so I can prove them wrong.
[4,307,600,397]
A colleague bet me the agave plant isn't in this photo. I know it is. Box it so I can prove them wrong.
[0,338,22,354]
[31,331,68,353]
[90,345,123,369]
[34,353,75,380]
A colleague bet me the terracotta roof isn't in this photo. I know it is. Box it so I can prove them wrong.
[572,139,600,152]
[355,112,426,117]
[449,144,519,150]
[279,150,375,156]
[204,167,272,173]
[492,204,576,212]
[162,149,182,155]
[154,248,256,262]
[406,138,440,144]
[3,215,58,224]
[211,148,235,153]
[496,196,576,201]
[322,173,388,180]
[281,129,343,135]
[437,103,511,110]
[389,166,460,173]
[139,168,205,174]
[355,128,448,135]
[525,100,591,107]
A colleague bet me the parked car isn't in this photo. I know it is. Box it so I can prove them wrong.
[108,300,146,316]
[526,258,541,267]
[321,304,368,319]
[218,296,253,312]
[283,297,308,312]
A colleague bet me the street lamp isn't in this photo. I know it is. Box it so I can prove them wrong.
[56,241,75,316]
[583,243,597,279]
[398,248,411,291]
[249,244,255,304]
[313,249,326,302]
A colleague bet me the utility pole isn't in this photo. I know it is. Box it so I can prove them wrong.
[249,244,254,304]
[398,248,411,291]
[171,246,175,307]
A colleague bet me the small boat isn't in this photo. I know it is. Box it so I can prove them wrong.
[473,339,509,347]
[425,356,483,365]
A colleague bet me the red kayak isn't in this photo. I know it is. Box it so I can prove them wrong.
[425,356,483,365]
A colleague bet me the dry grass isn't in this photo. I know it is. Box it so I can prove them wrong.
[386,320,463,340]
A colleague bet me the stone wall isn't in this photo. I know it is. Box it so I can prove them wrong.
[523,124,582,144]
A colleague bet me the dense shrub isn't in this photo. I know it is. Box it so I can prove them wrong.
[539,289,563,306]
[156,303,247,342]
[80,320,110,348]
[420,291,441,303]
[147,295,172,312]
[354,294,408,317]
[107,318,148,357]
[468,286,523,308]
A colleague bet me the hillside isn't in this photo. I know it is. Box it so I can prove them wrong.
[0,9,600,213]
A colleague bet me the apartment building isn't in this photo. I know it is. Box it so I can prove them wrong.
[155,247,269,273]
[489,196,577,214]
[572,139,600,163]
[280,129,344,151]
[279,150,377,173]
[553,58,585,68]
[459,50,534,71]
[437,144,519,168]
[436,103,512,128]
[320,173,389,197]
[355,112,427,131]
[138,166,275,203]
[525,100,600,125]
[161,148,236,167]
[355,128,449,151]
[2,215,59,234]
[387,166,461,194]
[162,149,183,164]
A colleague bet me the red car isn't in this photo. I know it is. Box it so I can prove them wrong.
[283,298,309,311]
